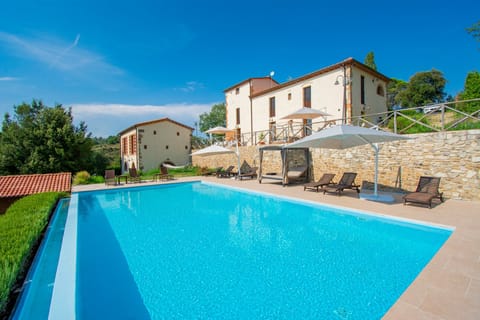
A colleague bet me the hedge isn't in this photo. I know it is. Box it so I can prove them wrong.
[0,192,66,316]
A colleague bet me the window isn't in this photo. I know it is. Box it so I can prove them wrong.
[153,130,156,135]
[129,134,136,155]
[288,93,292,100]
[361,76,365,104]
[303,86,311,108]
[377,85,385,96]
[235,88,240,95]
[185,145,188,150]
[122,137,128,155]
[236,108,240,125]
[144,145,147,150]
[269,97,276,117]
[166,145,169,149]
[177,132,180,136]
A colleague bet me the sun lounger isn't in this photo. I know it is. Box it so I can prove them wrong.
[237,167,258,180]
[201,166,223,176]
[403,176,443,208]
[323,172,360,196]
[217,165,235,178]
[304,173,335,192]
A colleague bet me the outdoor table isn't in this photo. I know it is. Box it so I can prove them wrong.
[116,174,128,184]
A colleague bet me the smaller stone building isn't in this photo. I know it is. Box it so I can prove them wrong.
[119,118,194,173]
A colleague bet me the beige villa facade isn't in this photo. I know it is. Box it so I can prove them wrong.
[224,57,389,145]
[119,118,193,173]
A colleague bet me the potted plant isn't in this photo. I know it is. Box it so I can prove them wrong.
[258,133,266,145]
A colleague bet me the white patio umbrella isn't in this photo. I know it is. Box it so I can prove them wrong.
[202,126,242,176]
[281,107,332,138]
[280,107,332,120]
[190,145,235,157]
[205,126,233,134]
[287,124,410,202]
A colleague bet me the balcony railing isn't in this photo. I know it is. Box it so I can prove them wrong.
[235,98,480,145]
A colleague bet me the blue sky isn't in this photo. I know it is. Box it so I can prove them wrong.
[0,0,478,137]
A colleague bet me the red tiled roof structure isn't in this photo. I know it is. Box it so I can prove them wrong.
[0,172,72,198]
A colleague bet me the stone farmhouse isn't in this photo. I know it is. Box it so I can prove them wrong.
[119,118,193,173]
[224,57,389,145]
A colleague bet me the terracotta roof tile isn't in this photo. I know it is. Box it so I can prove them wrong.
[0,172,72,198]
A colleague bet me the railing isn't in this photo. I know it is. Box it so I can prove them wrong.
[235,98,480,145]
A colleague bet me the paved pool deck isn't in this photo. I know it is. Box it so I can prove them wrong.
[73,177,480,319]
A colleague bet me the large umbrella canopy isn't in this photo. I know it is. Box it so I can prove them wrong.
[287,125,410,202]
[205,126,233,134]
[191,145,234,157]
[280,107,331,120]
[204,126,242,176]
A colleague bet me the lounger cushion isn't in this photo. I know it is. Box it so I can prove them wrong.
[403,192,434,203]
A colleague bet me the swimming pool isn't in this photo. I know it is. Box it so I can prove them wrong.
[51,181,452,319]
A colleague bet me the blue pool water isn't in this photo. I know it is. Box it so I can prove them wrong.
[68,182,452,319]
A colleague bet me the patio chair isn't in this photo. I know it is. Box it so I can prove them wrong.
[237,166,258,180]
[217,165,235,178]
[304,173,335,192]
[128,168,142,183]
[403,176,443,208]
[323,172,360,196]
[104,169,117,186]
[154,165,174,182]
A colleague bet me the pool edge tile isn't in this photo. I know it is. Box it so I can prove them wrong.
[48,193,78,320]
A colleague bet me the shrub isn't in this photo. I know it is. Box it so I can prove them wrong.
[73,171,91,185]
[88,175,104,184]
[387,113,432,134]
[0,192,66,316]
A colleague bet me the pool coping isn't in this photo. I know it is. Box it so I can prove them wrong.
[48,193,78,320]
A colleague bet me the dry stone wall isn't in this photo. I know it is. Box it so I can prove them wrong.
[193,130,480,201]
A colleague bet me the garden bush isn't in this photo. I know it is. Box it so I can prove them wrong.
[73,171,91,185]
[0,192,66,316]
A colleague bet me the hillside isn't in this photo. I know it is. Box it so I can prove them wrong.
[92,143,120,169]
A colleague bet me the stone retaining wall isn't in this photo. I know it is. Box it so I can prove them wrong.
[193,130,480,201]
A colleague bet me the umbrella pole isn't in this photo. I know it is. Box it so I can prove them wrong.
[236,139,241,178]
[372,143,379,197]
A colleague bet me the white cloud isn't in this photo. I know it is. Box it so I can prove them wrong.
[50,33,81,68]
[0,31,123,75]
[177,81,205,93]
[71,103,214,137]
[0,76,18,81]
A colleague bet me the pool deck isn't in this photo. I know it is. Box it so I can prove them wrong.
[73,177,480,319]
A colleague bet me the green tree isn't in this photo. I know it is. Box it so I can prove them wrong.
[199,103,226,133]
[387,78,408,109]
[395,69,447,108]
[466,20,480,42]
[458,71,480,112]
[364,51,377,70]
[0,100,94,175]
